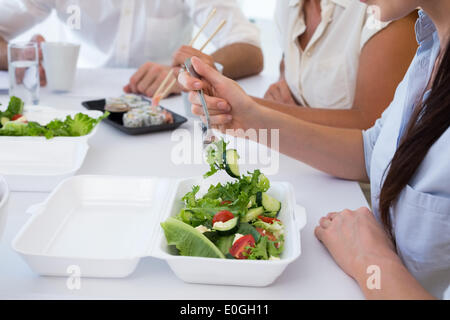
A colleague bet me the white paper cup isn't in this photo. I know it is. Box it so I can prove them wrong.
[0,176,10,241]
[42,42,80,92]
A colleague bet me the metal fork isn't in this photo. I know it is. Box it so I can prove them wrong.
[183,58,217,150]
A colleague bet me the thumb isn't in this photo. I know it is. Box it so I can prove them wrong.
[191,56,223,87]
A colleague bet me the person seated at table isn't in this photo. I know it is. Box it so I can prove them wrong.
[178,0,450,299]
[0,0,263,92]
[255,0,418,130]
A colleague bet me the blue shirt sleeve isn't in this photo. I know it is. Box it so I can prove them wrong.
[362,106,391,178]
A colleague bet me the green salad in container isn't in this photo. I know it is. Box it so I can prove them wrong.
[0,96,108,139]
[161,139,284,260]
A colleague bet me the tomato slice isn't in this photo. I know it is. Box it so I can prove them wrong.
[212,210,234,225]
[220,200,232,205]
[11,114,22,121]
[258,215,280,224]
[229,234,255,259]
[255,227,277,242]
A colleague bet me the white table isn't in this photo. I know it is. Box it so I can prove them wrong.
[0,69,367,299]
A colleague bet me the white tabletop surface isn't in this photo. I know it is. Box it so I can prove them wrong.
[0,68,367,300]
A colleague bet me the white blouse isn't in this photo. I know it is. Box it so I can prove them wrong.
[275,0,388,109]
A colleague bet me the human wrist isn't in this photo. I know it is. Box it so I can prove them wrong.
[241,97,262,127]
[352,249,402,287]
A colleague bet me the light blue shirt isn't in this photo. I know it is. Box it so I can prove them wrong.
[363,11,450,299]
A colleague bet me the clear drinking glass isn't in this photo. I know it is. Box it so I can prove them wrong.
[7,42,40,105]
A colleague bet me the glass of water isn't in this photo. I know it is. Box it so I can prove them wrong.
[7,42,40,105]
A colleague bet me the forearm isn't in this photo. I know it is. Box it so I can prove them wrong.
[242,102,368,181]
[212,43,263,80]
[0,36,8,70]
[253,97,376,130]
[354,254,435,300]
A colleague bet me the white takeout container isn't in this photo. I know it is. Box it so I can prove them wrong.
[0,176,10,241]
[12,175,307,287]
[0,106,103,192]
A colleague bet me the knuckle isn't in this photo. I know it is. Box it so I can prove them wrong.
[341,209,352,215]
[137,84,146,92]
[153,66,162,73]
[359,207,371,215]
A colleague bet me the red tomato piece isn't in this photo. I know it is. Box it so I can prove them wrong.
[220,200,232,205]
[229,234,255,259]
[255,227,277,242]
[258,215,280,224]
[11,114,22,121]
[212,210,234,225]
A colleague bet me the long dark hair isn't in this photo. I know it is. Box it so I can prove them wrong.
[379,42,450,240]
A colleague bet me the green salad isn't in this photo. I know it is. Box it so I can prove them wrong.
[161,139,284,260]
[0,96,108,139]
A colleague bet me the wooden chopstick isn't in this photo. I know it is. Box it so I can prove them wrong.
[153,68,174,100]
[189,8,217,47]
[198,19,227,52]
[154,13,226,104]
[160,78,177,100]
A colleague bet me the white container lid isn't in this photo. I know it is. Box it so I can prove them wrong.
[12,175,307,285]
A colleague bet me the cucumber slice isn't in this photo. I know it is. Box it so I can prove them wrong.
[242,206,264,222]
[256,192,263,207]
[264,211,279,218]
[261,193,281,213]
[223,149,240,178]
[0,117,10,127]
[161,217,225,259]
[203,230,219,243]
[212,216,240,236]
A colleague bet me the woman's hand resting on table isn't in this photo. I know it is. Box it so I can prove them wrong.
[315,207,398,283]
[264,79,299,106]
[177,56,257,132]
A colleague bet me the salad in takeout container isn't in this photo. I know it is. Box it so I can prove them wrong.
[0,97,107,192]
[13,140,307,286]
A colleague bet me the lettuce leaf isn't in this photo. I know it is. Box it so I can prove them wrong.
[246,236,269,260]
[0,111,109,138]
[204,139,227,178]
[0,96,24,122]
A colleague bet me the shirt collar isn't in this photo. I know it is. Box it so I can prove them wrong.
[415,10,437,44]
[289,0,350,8]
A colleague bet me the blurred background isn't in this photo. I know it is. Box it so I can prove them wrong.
[11,0,282,76]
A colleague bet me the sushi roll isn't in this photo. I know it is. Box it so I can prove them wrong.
[105,97,129,112]
[128,100,151,109]
[122,110,145,128]
[120,94,142,105]
[143,111,165,126]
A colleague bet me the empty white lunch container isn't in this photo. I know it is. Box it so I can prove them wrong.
[0,106,103,192]
[12,175,307,287]
[0,176,10,241]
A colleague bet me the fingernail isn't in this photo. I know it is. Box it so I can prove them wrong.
[194,81,202,89]
[218,101,227,110]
